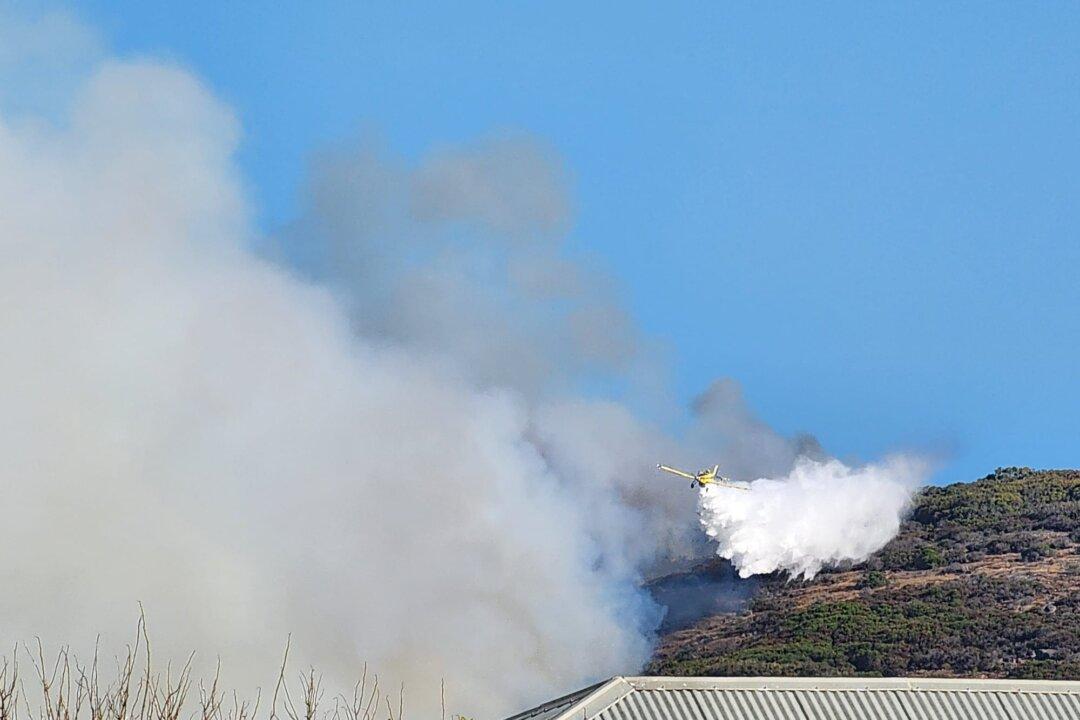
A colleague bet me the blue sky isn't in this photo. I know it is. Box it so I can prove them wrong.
[57,3,1080,482]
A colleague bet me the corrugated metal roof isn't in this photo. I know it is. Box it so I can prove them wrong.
[504,680,608,720]
[507,677,1080,720]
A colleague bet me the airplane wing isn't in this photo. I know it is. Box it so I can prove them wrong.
[656,464,696,480]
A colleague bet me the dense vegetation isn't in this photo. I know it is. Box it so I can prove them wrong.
[878,467,1080,570]
[649,468,1080,679]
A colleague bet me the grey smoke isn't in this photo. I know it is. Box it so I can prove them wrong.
[646,561,759,634]
[278,135,637,396]
[410,138,570,240]
[0,52,690,719]
[686,379,826,481]
[0,13,928,720]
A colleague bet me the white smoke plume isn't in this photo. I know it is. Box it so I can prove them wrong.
[698,456,927,579]
[0,56,670,716]
[0,10,930,719]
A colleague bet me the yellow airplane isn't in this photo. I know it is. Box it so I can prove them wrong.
[657,464,748,490]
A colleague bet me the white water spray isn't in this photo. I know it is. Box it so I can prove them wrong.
[698,456,927,578]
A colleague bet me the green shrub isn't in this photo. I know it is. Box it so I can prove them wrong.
[858,570,889,589]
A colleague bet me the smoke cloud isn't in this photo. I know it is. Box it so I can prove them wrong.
[277,135,637,397]
[0,56,666,716]
[0,13,929,719]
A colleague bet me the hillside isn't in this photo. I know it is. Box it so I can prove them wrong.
[648,467,1080,680]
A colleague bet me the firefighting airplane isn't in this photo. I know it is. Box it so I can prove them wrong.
[657,464,748,490]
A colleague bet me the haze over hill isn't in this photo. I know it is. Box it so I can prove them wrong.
[650,468,1080,680]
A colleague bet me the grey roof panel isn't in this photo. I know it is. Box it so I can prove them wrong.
[903,690,1009,720]
[599,690,706,720]
[997,691,1080,720]
[515,677,1080,720]
[505,680,609,720]
[796,689,909,720]
[692,689,805,720]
